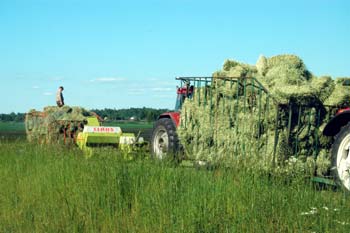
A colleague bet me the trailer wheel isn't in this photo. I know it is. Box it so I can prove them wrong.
[331,122,350,191]
[151,118,179,159]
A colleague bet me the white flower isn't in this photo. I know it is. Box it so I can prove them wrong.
[335,220,350,225]
[300,208,317,216]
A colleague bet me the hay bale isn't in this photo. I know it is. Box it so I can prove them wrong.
[324,77,350,106]
[257,55,310,87]
[25,106,91,144]
[311,76,335,102]
[216,59,257,78]
[256,55,268,76]
[257,55,316,104]
[178,82,275,167]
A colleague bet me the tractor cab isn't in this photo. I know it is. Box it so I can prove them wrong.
[175,81,194,111]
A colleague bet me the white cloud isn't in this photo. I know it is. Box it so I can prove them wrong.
[43,92,53,96]
[151,87,173,92]
[153,94,174,98]
[91,77,126,82]
[32,85,40,89]
[127,88,146,95]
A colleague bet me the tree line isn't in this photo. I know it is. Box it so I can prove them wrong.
[0,108,170,122]
[0,113,25,122]
[91,107,170,122]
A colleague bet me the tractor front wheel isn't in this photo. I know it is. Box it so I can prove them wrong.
[331,122,350,191]
[151,118,179,159]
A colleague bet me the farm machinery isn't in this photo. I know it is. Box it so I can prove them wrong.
[25,106,144,155]
[150,79,193,158]
[75,116,141,155]
[151,77,350,191]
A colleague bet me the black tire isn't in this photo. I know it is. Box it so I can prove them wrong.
[150,118,179,159]
[331,122,350,191]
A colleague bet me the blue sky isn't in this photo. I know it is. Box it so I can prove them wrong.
[0,0,349,113]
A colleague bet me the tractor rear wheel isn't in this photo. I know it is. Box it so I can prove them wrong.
[331,122,350,191]
[151,118,179,159]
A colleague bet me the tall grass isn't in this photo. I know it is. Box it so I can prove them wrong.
[0,141,349,232]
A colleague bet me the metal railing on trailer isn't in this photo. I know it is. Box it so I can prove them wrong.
[176,76,336,183]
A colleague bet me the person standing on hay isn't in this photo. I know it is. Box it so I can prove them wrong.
[56,86,64,107]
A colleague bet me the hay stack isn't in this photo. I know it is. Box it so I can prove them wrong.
[178,54,350,175]
[25,106,91,144]
[324,77,350,107]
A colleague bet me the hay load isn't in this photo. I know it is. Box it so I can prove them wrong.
[324,77,350,107]
[178,54,350,175]
[25,106,92,144]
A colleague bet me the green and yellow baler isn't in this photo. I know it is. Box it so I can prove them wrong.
[76,117,138,154]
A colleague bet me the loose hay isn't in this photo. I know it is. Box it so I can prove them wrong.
[178,54,350,176]
[25,106,91,144]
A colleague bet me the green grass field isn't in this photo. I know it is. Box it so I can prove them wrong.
[1,141,350,232]
[0,121,25,132]
[103,121,153,129]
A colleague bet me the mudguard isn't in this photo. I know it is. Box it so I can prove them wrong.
[323,110,350,136]
[158,112,180,127]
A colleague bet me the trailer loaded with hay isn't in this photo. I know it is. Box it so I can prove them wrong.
[150,54,350,191]
[25,106,144,155]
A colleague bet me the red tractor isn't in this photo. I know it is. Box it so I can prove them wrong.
[151,78,194,159]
